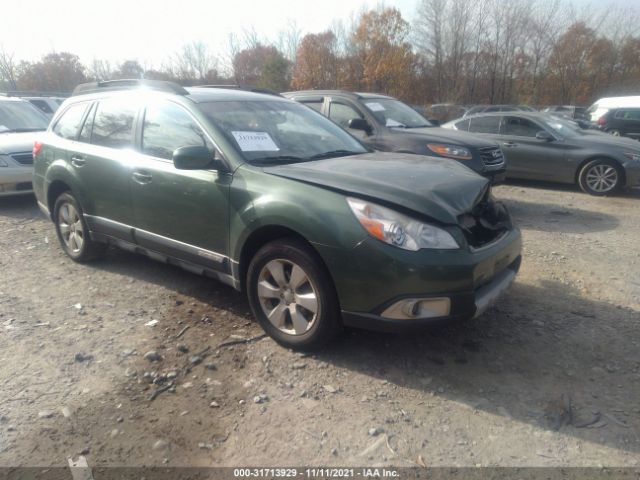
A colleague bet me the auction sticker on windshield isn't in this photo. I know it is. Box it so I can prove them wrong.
[232,131,280,152]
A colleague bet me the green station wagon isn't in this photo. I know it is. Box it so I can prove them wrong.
[33,80,522,349]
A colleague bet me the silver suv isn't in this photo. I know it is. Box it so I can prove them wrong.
[0,97,49,197]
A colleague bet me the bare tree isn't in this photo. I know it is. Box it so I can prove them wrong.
[523,0,565,104]
[414,0,446,100]
[88,59,113,81]
[276,19,302,63]
[170,41,218,84]
[0,46,18,90]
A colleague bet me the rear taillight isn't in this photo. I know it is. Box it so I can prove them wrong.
[597,116,606,126]
[33,141,43,157]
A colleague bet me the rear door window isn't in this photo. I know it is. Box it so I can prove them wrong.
[468,116,501,134]
[53,103,90,140]
[302,101,323,112]
[294,97,324,113]
[501,116,540,137]
[91,98,138,149]
[328,102,363,129]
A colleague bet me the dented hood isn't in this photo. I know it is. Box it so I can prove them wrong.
[263,152,490,224]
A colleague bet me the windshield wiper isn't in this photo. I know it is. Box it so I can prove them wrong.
[308,150,362,160]
[251,155,306,165]
[0,127,46,133]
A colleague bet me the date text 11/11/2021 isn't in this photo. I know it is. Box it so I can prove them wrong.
[233,468,400,478]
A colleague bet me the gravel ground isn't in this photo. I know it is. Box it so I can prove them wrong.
[0,182,639,469]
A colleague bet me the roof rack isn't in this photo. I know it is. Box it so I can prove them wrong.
[194,84,282,97]
[72,79,189,96]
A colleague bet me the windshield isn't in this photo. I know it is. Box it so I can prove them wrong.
[541,116,582,138]
[362,98,432,128]
[199,100,367,164]
[0,101,49,132]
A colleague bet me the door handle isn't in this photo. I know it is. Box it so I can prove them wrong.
[132,171,153,184]
[503,141,517,147]
[70,155,86,167]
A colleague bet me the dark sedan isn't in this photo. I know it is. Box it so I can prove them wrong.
[443,112,640,195]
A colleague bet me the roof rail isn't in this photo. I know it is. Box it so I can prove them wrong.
[194,84,282,97]
[72,79,189,96]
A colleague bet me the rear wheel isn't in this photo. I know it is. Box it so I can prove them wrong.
[53,192,106,262]
[246,238,341,350]
[578,159,623,196]
[606,129,621,136]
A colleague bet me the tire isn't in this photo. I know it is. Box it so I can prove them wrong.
[606,129,621,136]
[246,238,341,350]
[578,159,623,196]
[53,192,106,262]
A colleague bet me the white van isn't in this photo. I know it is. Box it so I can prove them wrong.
[587,96,640,122]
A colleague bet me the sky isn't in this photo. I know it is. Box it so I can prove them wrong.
[2,0,416,67]
[2,0,632,69]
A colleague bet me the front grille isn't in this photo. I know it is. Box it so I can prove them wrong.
[458,197,512,249]
[11,153,33,165]
[478,146,504,166]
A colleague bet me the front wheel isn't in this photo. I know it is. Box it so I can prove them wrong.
[53,192,106,262]
[578,159,623,196]
[246,238,341,350]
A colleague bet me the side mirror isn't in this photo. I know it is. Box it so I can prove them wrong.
[173,146,216,170]
[347,118,372,133]
[536,131,553,142]
[429,118,441,126]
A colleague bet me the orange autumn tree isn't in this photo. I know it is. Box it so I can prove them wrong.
[351,7,418,100]
[291,31,339,90]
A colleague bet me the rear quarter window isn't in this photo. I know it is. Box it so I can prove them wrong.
[52,103,89,140]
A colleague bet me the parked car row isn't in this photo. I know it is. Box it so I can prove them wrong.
[420,98,640,141]
[279,91,640,196]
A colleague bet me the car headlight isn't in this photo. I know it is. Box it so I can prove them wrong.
[623,151,640,162]
[347,197,459,250]
[427,143,472,160]
[0,155,9,167]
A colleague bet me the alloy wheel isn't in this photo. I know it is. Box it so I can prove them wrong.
[585,164,618,193]
[257,259,319,335]
[58,203,84,254]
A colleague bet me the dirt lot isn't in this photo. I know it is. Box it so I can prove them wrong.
[0,182,639,469]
